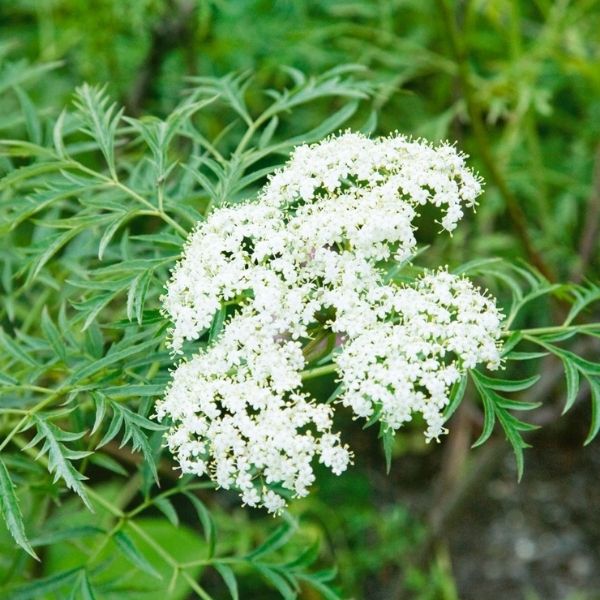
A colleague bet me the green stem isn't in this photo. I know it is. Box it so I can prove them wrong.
[517,323,600,337]
[300,363,337,381]
[68,160,188,237]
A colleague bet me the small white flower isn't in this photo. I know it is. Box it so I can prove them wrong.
[157,131,500,511]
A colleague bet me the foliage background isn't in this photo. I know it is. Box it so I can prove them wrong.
[0,1,599,598]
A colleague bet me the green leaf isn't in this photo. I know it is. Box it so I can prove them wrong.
[53,109,67,158]
[127,269,153,325]
[68,336,160,384]
[501,331,523,356]
[30,525,104,547]
[258,116,279,149]
[283,540,320,570]
[76,571,97,600]
[0,160,73,190]
[185,492,216,558]
[155,497,179,527]
[0,326,39,366]
[103,384,166,398]
[247,520,296,561]
[254,565,296,600]
[471,384,496,448]
[505,351,549,361]
[584,376,600,446]
[562,358,580,415]
[565,284,600,325]
[10,567,81,600]
[443,375,467,421]
[27,416,91,509]
[99,211,136,260]
[471,372,540,392]
[209,305,227,343]
[26,227,83,285]
[380,425,395,475]
[41,306,67,362]
[298,575,342,600]
[543,345,600,376]
[95,396,162,482]
[471,371,537,479]
[0,371,18,385]
[74,84,124,179]
[215,563,239,600]
[14,85,42,145]
[0,457,38,560]
[88,452,128,476]
[114,530,162,580]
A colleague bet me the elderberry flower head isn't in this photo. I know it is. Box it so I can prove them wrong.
[157,131,501,512]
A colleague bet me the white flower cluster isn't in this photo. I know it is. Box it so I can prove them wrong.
[337,272,502,441]
[157,131,502,512]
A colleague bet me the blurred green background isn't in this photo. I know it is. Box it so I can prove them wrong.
[1,1,599,598]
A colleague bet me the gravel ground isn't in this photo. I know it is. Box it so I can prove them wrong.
[449,431,600,599]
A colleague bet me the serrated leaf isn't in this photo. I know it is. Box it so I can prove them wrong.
[472,372,540,392]
[0,371,18,385]
[443,375,467,421]
[209,305,227,343]
[126,269,153,324]
[114,530,162,580]
[380,425,395,474]
[155,497,179,527]
[10,567,81,600]
[471,371,536,479]
[254,566,296,600]
[29,416,91,509]
[14,85,42,145]
[562,358,580,415]
[26,227,83,285]
[88,452,128,476]
[215,563,239,600]
[74,84,124,179]
[91,393,107,435]
[258,116,279,149]
[53,109,67,158]
[0,160,73,190]
[95,397,162,482]
[544,345,600,376]
[538,330,578,342]
[298,575,342,600]
[99,211,136,260]
[0,457,38,560]
[76,571,97,600]
[505,351,549,361]
[0,326,38,366]
[471,384,496,448]
[565,284,600,326]
[41,306,67,361]
[283,540,320,570]
[584,376,600,446]
[247,521,296,561]
[68,336,160,384]
[501,331,523,356]
[185,492,216,557]
[30,525,104,547]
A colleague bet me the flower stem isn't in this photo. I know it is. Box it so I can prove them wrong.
[300,363,337,381]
